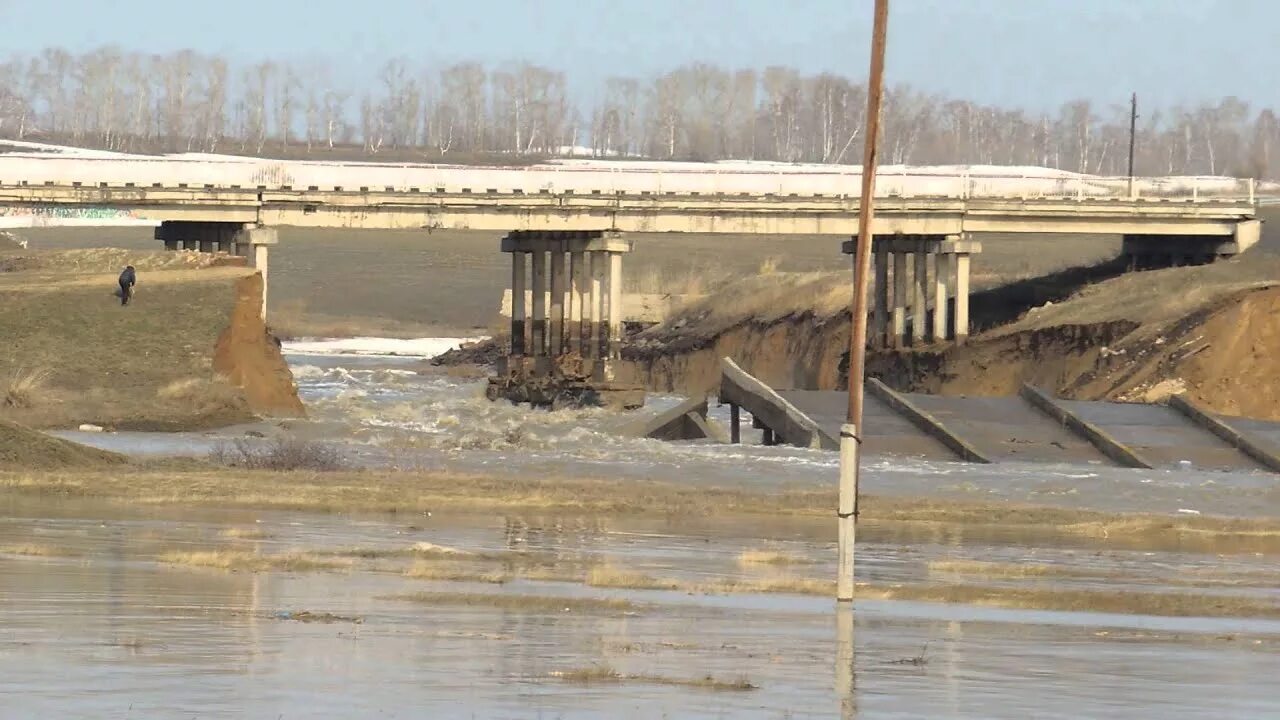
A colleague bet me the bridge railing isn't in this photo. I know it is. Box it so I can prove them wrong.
[0,154,1259,203]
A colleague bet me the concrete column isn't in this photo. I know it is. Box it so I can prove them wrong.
[230,224,278,321]
[531,250,547,358]
[569,250,585,355]
[933,252,950,341]
[607,250,623,363]
[183,238,201,251]
[955,252,971,344]
[510,251,527,357]
[589,252,604,360]
[873,241,889,348]
[912,249,928,346]
[199,233,217,254]
[254,244,270,319]
[891,251,907,348]
[549,247,566,356]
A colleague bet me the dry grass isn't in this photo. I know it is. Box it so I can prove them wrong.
[404,561,510,584]
[6,468,1280,555]
[275,610,362,623]
[3,367,51,409]
[209,438,346,472]
[0,543,78,557]
[384,591,641,613]
[860,583,1280,619]
[219,527,273,540]
[552,665,757,691]
[0,262,260,430]
[158,549,352,573]
[586,565,683,591]
[586,565,832,596]
[738,549,813,567]
[926,559,1079,578]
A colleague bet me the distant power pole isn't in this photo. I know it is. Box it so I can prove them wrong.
[1127,92,1138,198]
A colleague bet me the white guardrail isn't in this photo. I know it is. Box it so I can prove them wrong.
[0,154,1260,203]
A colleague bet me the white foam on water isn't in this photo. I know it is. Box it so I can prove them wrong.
[283,336,487,359]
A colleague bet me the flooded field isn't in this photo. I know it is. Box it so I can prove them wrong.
[3,497,1279,719]
[4,342,1275,717]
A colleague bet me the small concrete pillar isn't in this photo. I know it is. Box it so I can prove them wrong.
[873,241,889,348]
[589,252,604,360]
[954,252,971,344]
[891,251,907,348]
[569,250,585,355]
[183,238,201,251]
[912,249,928,346]
[933,252,950,341]
[549,247,566,356]
[530,250,547,359]
[510,251,527,356]
[199,238,217,253]
[230,224,278,320]
[607,250,623,366]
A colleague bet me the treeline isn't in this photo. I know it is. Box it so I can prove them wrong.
[0,47,1277,178]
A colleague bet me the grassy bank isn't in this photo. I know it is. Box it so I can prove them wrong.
[0,247,301,429]
[5,466,1280,554]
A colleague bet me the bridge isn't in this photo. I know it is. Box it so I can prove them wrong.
[0,153,1262,402]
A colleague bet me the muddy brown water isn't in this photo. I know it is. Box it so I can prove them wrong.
[2,498,1278,718]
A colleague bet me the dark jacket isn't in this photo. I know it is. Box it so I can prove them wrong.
[119,266,136,287]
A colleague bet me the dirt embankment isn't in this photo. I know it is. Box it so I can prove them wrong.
[629,255,1280,420]
[0,248,303,430]
[214,273,306,417]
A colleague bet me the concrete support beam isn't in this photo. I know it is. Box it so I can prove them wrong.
[912,250,928,346]
[1020,384,1153,469]
[510,251,527,357]
[569,250,585,355]
[954,252,971,344]
[891,251,907,348]
[873,242,889,348]
[530,250,547,358]
[933,252,950,342]
[549,246,566,357]
[867,378,991,463]
[1168,394,1280,474]
[588,252,603,360]
[607,251,623,370]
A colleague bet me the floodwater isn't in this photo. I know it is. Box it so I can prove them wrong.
[2,498,1279,719]
[55,342,1280,519]
[18,341,1280,717]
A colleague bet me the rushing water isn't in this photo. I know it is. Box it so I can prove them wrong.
[16,338,1280,717]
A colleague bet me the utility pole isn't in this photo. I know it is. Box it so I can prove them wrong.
[838,0,889,603]
[1127,92,1138,198]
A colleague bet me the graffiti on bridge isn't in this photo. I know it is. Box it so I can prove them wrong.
[0,205,140,220]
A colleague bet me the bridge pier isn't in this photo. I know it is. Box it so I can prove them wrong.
[156,221,276,319]
[490,230,644,409]
[848,234,981,348]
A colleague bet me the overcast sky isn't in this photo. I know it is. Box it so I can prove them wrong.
[2,0,1276,111]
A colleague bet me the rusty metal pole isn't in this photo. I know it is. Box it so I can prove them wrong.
[838,0,889,603]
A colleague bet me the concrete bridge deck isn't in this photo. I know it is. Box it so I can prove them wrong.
[719,359,1280,472]
[0,156,1259,238]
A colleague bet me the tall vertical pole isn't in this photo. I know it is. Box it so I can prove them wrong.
[1127,92,1138,198]
[840,0,889,603]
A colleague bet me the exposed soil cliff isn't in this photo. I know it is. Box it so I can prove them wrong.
[629,256,1280,420]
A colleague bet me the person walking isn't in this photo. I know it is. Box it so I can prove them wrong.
[118,265,136,306]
